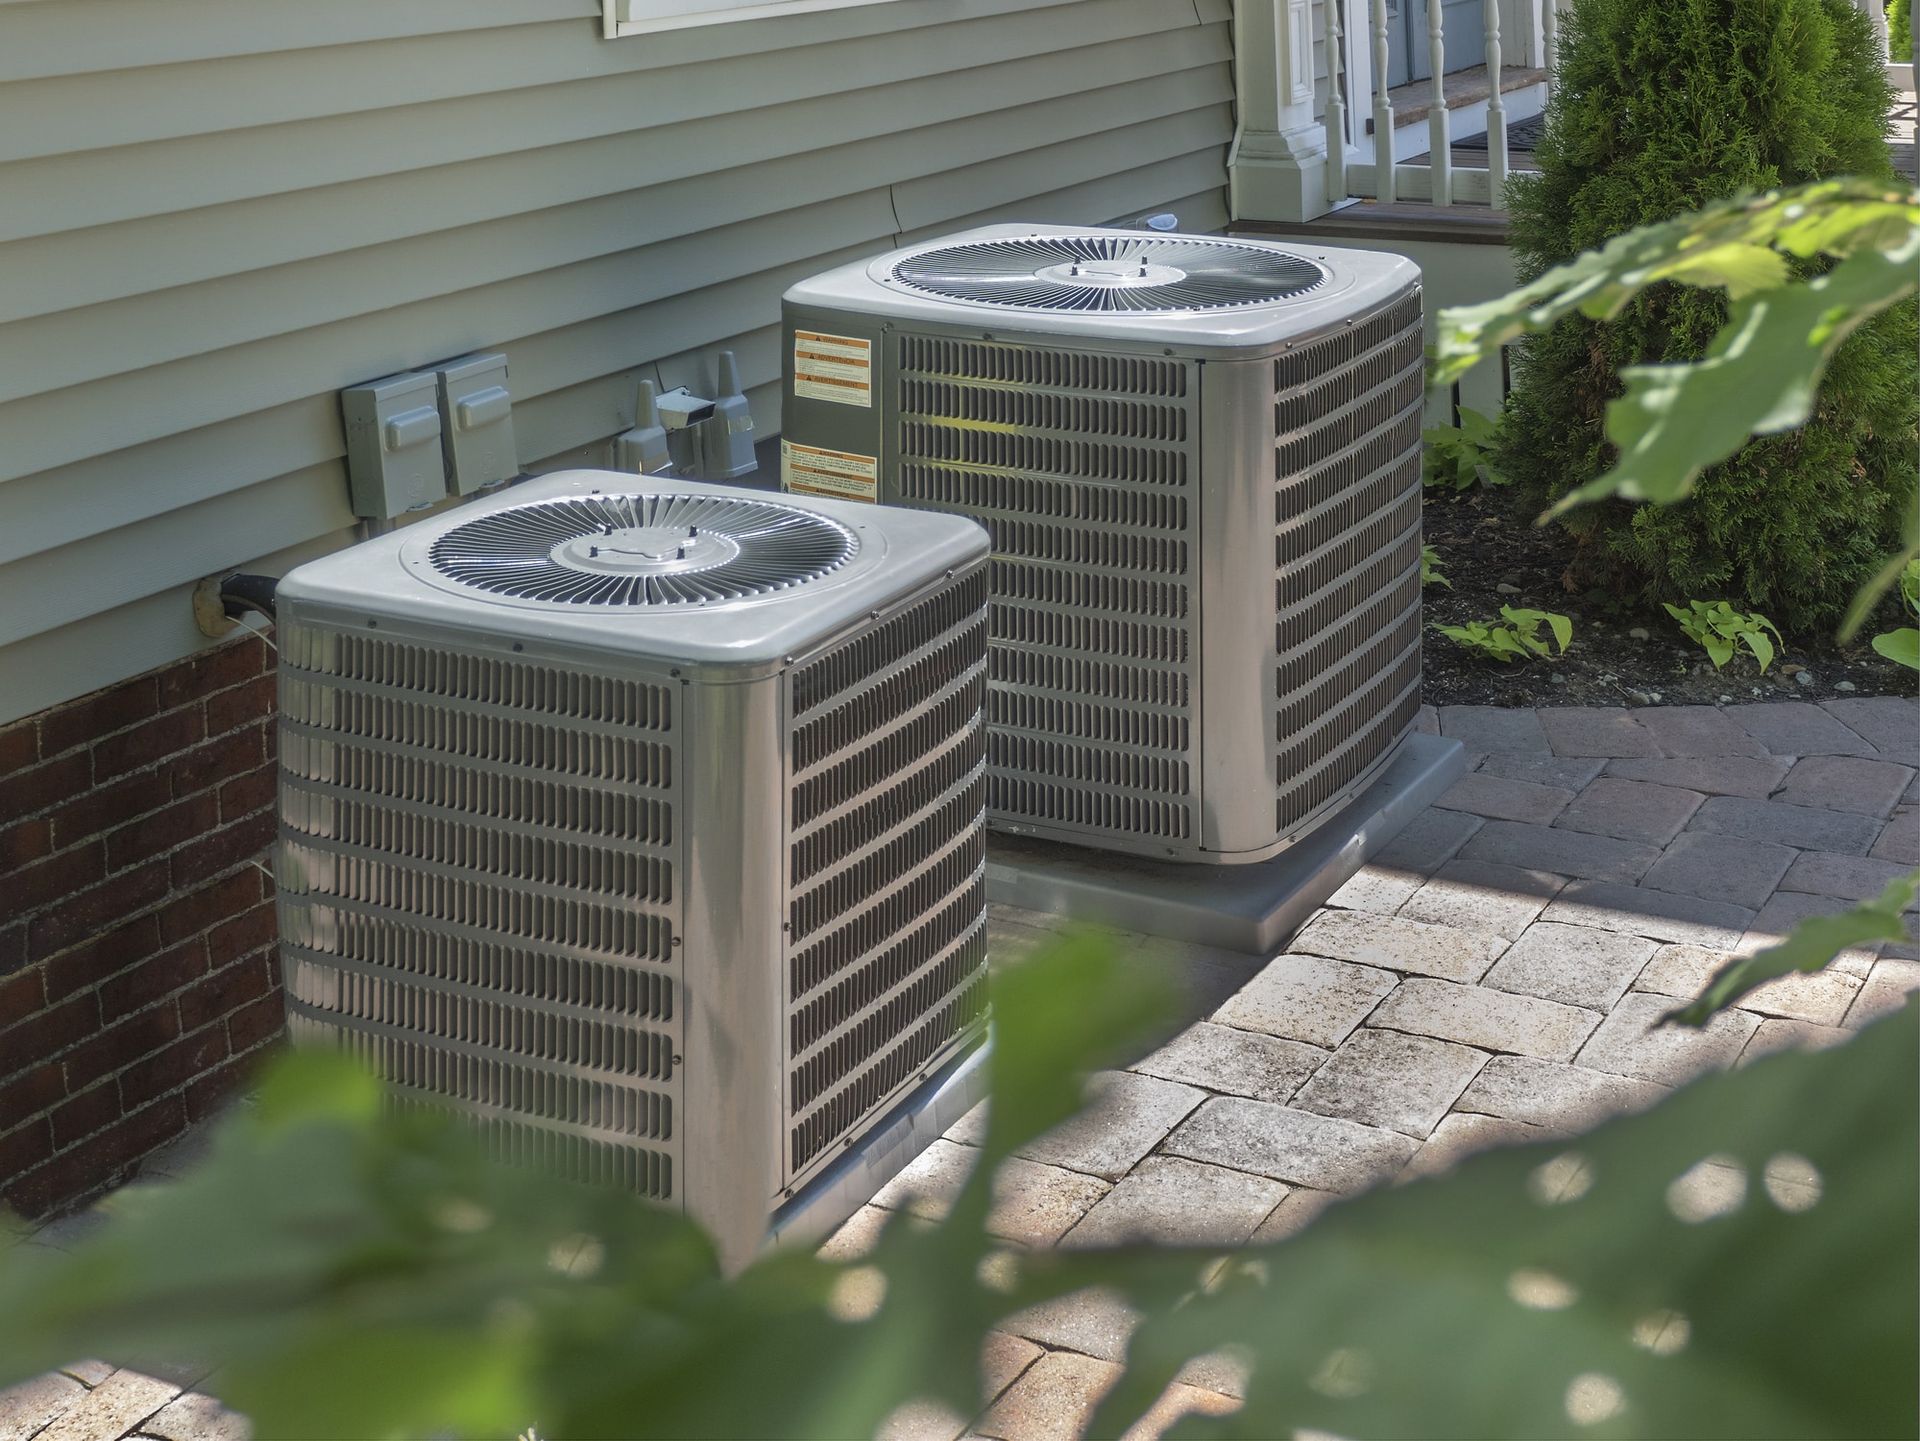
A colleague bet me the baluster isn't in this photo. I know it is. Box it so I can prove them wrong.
[1372,0,1396,200]
[1484,0,1507,205]
[1541,0,1557,77]
[1428,0,1451,204]
[1326,0,1348,202]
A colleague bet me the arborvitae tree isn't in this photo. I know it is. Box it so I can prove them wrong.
[1499,0,1918,633]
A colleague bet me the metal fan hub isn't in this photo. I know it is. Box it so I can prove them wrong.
[1035,259,1187,289]
[551,526,741,576]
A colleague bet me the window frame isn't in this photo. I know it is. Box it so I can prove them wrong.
[602,0,903,39]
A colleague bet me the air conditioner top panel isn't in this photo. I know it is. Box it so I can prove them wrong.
[783,224,1422,354]
[275,471,988,678]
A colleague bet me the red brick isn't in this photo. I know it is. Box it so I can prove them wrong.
[0,991,98,1068]
[10,1094,187,1219]
[158,638,266,708]
[0,818,53,871]
[170,721,268,798]
[217,764,278,824]
[37,676,161,759]
[7,841,106,914]
[0,924,22,977]
[207,900,278,966]
[98,939,208,1022]
[227,989,285,1053]
[0,1119,53,1185]
[119,1024,230,1111]
[28,862,170,966]
[0,965,45,1026]
[0,751,92,824]
[0,720,38,779]
[0,1060,63,1123]
[156,868,261,946]
[206,674,277,739]
[61,1003,181,1095]
[179,955,270,1032]
[41,913,159,1000]
[94,708,204,783]
[170,811,275,890]
[185,1049,268,1122]
[51,1080,122,1149]
[104,792,221,873]
[47,770,172,850]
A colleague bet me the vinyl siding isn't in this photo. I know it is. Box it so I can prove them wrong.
[0,0,1232,722]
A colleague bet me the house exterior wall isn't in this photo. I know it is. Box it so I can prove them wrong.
[0,0,1234,1213]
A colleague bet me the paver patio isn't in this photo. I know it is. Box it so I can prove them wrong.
[3,696,1916,1441]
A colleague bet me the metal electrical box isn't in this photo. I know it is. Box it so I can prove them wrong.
[342,371,446,518]
[436,352,518,495]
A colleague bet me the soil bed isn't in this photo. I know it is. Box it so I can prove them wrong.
[1420,486,1918,709]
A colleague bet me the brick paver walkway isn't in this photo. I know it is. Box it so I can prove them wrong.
[5,699,1916,1441]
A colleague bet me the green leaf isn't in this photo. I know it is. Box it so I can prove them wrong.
[1704,636,1735,668]
[1871,627,1920,671]
[1664,874,1920,1026]
[1543,612,1573,653]
[1744,628,1775,674]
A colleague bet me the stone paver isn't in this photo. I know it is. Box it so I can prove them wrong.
[1846,958,1920,1028]
[1002,1289,1140,1363]
[1248,1187,1336,1242]
[1324,860,1427,916]
[1394,860,1563,943]
[1459,820,1661,884]
[1741,892,1885,977]
[1554,777,1703,846]
[0,1373,88,1441]
[1455,1054,1665,1130]
[1689,795,1883,856]
[143,1393,251,1441]
[1370,978,1599,1061]
[1630,943,1730,1001]
[1362,804,1483,875]
[36,1371,178,1441]
[1212,953,1397,1049]
[1727,702,1879,758]
[1773,754,1914,818]
[1130,1022,1326,1104]
[1292,907,1502,982]
[1436,704,1549,755]
[1018,1072,1206,1182]
[1823,697,1920,763]
[1741,1017,1854,1063]
[1164,1097,1418,1193]
[1538,879,1753,949]
[976,1352,1122,1441]
[1631,705,1767,758]
[1641,830,1796,910]
[1473,752,1607,789]
[1065,1157,1288,1248]
[1537,706,1663,758]
[1435,772,1574,824]
[1604,754,1792,798]
[1291,1028,1487,1138]
[1778,850,1918,904]
[1871,809,1920,866]
[1403,1112,1548,1177]
[1575,992,1760,1086]
[877,1141,1110,1247]
[1481,922,1657,1011]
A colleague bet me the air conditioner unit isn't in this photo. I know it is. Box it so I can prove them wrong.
[779,225,1425,864]
[274,471,992,1267]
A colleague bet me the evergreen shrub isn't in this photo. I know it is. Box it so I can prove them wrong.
[1893,0,1912,62]
[1498,0,1918,633]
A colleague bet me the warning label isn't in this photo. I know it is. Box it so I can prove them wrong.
[792,329,872,408]
[782,440,878,503]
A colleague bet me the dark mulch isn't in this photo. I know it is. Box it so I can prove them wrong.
[1420,484,1919,708]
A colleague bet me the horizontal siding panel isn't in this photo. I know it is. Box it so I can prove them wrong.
[0,38,1226,321]
[894,147,1230,243]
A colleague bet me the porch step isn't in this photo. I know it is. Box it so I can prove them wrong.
[1369,64,1548,133]
[1234,201,1510,247]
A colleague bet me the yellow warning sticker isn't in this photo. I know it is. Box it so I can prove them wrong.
[782,440,878,503]
[792,329,872,408]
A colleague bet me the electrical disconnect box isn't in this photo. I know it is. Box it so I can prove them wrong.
[436,353,517,495]
[341,371,446,518]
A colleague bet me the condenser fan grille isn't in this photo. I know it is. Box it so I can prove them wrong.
[428,493,858,606]
[889,235,1325,313]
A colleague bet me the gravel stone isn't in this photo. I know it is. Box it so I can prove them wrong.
[1064,1156,1288,1247]
[1575,992,1760,1085]
[1688,796,1883,856]
[1482,921,1658,1010]
[1455,1054,1666,1130]
[1293,906,1504,982]
[1291,1028,1488,1138]
[1773,754,1915,818]
[1459,819,1663,884]
[1163,1096,1419,1192]
[1130,1022,1328,1104]
[1212,953,1398,1048]
[1555,777,1704,845]
[1641,830,1797,909]
[1394,859,1565,943]
[1538,879,1754,948]
[1017,1072,1205,1181]
[1435,773,1575,824]
[1369,977,1601,1061]
[1603,754,1793,799]
[1537,706,1664,758]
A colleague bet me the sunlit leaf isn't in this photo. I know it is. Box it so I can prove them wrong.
[1871,627,1920,670]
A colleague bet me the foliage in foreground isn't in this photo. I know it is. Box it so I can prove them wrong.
[1434,605,1573,663]
[1493,0,1916,633]
[1663,600,1783,673]
[1,902,1916,1440]
[1870,558,1920,671]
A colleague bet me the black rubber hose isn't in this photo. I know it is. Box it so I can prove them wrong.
[218,572,279,624]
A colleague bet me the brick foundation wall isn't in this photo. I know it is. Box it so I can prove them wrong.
[0,633,282,1219]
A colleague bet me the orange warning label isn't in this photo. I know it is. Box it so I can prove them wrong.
[782,440,878,503]
[793,329,872,408]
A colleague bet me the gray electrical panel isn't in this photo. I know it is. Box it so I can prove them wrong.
[342,370,446,518]
[435,352,518,495]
